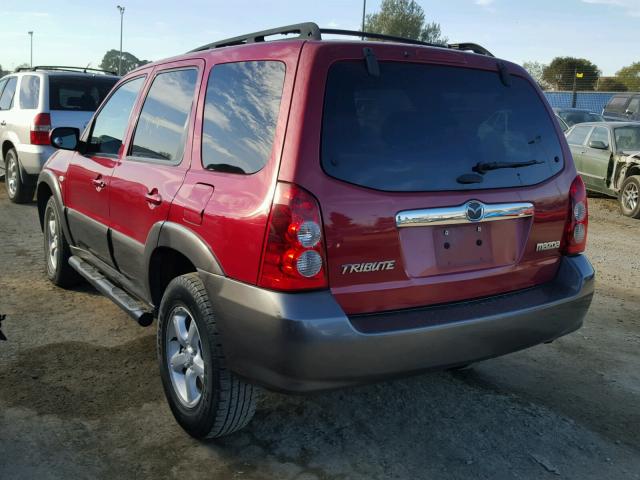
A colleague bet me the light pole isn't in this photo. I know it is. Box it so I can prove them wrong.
[117,5,125,75]
[28,31,33,67]
[361,0,366,38]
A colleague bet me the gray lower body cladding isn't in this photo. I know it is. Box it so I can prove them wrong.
[200,255,595,393]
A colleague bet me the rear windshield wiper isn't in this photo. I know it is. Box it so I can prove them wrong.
[472,159,544,174]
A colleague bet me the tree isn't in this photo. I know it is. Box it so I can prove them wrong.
[616,62,640,92]
[99,49,150,75]
[522,61,552,90]
[597,77,628,92]
[0,64,10,77]
[542,57,600,91]
[365,0,447,45]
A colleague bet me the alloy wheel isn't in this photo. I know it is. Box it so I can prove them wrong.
[623,182,638,212]
[166,306,205,408]
[7,155,18,198]
[45,207,59,272]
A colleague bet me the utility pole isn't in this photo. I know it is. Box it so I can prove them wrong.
[28,31,33,67]
[361,0,366,39]
[571,66,578,108]
[117,5,125,75]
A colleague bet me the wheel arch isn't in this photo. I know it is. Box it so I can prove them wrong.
[145,222,225,307]
[36,170,72,241]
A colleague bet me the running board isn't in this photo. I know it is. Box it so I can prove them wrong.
[69,256,154,327]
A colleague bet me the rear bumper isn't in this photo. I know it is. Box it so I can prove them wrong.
[15,144,55,175]
[200,255,594,393]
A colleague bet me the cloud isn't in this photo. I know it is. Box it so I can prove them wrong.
[581,0,640,16]
[475,0,495,6]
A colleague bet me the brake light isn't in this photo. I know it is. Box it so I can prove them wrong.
[562,176,588,255]
[30,113,51,145]
[258,182,328,291]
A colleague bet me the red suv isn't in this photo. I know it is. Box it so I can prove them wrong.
[36,23,594,439]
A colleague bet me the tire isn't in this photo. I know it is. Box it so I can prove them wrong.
[43,196,81,287]
[619,175,640,219]
[5,148,35,203]
[157,273,258,439]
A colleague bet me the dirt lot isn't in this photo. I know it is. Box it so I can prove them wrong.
[0,184,639,480]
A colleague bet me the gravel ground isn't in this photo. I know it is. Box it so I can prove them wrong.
[0,184,639,480]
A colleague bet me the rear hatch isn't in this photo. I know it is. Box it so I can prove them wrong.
[291,45,572,315]
[48,75,118,131]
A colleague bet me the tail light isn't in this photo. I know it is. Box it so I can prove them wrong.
[258,182,328,291]
[562,176,588,255]
[30,113,51,145]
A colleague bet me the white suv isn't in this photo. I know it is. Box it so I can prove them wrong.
[0,67,118,202]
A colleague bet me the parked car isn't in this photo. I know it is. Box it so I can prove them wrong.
[566,121,640,217]
[556,113,570,133]
[0,67,118,202]
[554,107,604,127]
[36,23,594,439]
[602,93,640,122]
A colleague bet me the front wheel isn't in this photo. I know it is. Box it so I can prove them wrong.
[44,196,81,287]
[619,175,640,219]
[5,148,35,203]
[157,273,258,439]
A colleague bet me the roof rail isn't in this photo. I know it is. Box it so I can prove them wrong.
[14,65,118,75]
[189,22,494,57]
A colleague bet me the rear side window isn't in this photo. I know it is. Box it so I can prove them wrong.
[89,76,145,156]
[567,126,591,146]
[0,77,17,110]
[202,61,285,174]
[19,75,40,109]
[321,62,564,192]
[49,75,118,111]
[130,68,198,163]
[606,96,628,113]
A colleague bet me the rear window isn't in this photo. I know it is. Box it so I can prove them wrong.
[321,62,564,192]
[49,75,118,111]
[567,126,591,146]
[559,110,602,126]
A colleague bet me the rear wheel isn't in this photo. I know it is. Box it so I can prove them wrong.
[157,273,257,439]
[619,175,640,218]
[5,148,35,203]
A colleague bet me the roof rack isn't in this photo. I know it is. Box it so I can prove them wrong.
[14,65,118,75]
[189,22,494,57]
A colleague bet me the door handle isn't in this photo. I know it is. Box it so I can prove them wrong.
[145,190,162,206]
[91,176,106,190]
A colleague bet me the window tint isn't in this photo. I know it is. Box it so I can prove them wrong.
[588,127,609,148]
[49,75,118,111]
[19,75,40,109]
[89,76,145,156]
[321,62,563,192]
[614,126,640,152]
[627,97,640,114]
[606,96,628,112]
[202,61,285,174]
[131,69,198,163]
[0,77,17,110]
[566,126,591,146]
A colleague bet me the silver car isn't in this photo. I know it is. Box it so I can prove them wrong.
[0,67,118,202]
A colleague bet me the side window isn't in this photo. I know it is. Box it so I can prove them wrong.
[19,75,40,109]
[566,126,591,146]
[89,76,145,156]
[607,96,628,112]
[627,97,640,115]
[588,127,609,148]
[0,78,8,98]
[0,77,18,110]
[130,68,198,163]
[202,61,285,174]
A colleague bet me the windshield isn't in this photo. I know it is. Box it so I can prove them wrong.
[559,110,604,126]
[49,75,118,111]
[614,126,640,152]
[321,61,563,192]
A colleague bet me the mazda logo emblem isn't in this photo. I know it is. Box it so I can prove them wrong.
[465,201,485,222]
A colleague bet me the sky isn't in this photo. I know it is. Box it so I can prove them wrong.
[0,0,638,75]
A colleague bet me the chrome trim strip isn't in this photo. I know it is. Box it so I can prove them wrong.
[395,201,534,227]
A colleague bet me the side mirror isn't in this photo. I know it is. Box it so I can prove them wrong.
[625,109,633,116]
[588,140,608,150]
[50,127,80,151]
